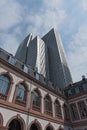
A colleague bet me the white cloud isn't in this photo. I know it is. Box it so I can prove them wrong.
[0,0,23,54]
[26,0,66,36]
[0,33,19,54]
[82,0,87,11]
[0,0,23,30]
[68,25,87,82]
[44,0,64,9]
[0,0,87,83]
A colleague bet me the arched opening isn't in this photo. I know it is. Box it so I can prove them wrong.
[30,123,39,130]
[32,89,41,111]
[46,126,53,130]
[59,128,63,130]
[8,119,22,130]
[58,126,63,130]
[0,113,3,127]
[44,94,52,116]
[55,99,62,118]
[0,74,11,100]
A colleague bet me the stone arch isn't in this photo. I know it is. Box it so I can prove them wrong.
[58,126,63,130]
[0,71,14,101]
[28,119,42,130]
[6,114,26,130]
[31,88,42,111]
[44,93,52,101]
[54,98,61,105]
[16,80,29,91]
[13,80,29,105]
[44,93,53,115]
[0,71,13,84]
[0,113,3,126]
[32,88,42,97]
[45,123,55,130]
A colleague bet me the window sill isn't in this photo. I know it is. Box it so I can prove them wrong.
[15,99,26,107]
[32,105,41,112]
[56,114,62,119]
[45,111,53,116]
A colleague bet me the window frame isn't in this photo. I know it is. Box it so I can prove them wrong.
[63,104,70,121]
[44,94,53,116]
[54,100,62,118]
[0,74,11,100]
[70,103,80,121]
[32,89,41,112]
[14,82,28,107]
[78,101,87,119]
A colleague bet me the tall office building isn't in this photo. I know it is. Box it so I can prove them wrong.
[15,28,72,88]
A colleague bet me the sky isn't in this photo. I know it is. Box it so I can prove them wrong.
[0,0,87,82]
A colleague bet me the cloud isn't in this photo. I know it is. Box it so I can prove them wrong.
[0,0,87,83]
[26,0,66,35]
[82,0,87,11]
[0,0,23,30]
[68,25,87,82]
[0,32,19,54]
[43,0,64,9]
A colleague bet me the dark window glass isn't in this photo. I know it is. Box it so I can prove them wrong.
[70,103,79,121]
[75,87,80,94]
[78,101,87,119]
[0,75,10,94]
[32,90,40,109]
[71,88,76,95]
[9,56,15,65]
[8,119,21,130]
[79,86,83,92]
[55,100,62,117]
[82,83,87,91]
[45,95,52,115]
[16,84,26,101]
[68,90,72,96]
[64,104,70,121]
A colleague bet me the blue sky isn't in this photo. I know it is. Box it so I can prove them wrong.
[0,0,87,82]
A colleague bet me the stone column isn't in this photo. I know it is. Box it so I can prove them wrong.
[41,97,44,114]
[52,102,55,117]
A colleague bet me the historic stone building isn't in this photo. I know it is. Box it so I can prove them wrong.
[0,29,87,130]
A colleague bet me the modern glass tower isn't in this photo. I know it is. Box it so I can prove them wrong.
[15,28,72,89]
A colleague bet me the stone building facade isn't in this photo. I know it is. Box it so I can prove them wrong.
[0,47,87,130]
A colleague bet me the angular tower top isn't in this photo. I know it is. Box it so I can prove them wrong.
[15,33,32,63]
[15,29,72,89]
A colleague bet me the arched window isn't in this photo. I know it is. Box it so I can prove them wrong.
[29,120,42,130]
[63,104,70,121]
[55,100,62,118]
[16,83,27,105]
[45,95,52,116]
[45,124,54,130]
[8,119,22,130]
[32,90,41,111]
[0,75,10,100]
[46,126,53,130]
[70,103,79,121]
[78,101,87,119]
